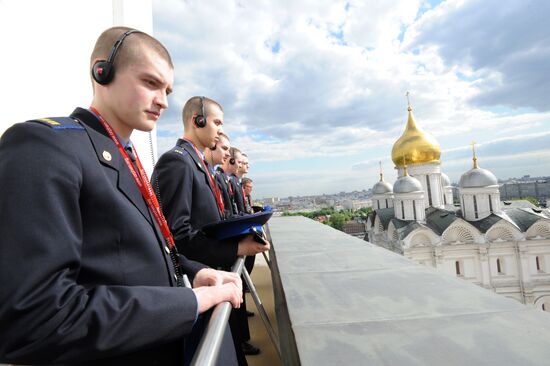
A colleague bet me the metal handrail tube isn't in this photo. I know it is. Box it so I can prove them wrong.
[190,256,245,366]
[242,266,282,357]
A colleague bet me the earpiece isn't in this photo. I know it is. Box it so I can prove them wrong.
[229,147,236,165]
[194,96,207,128]
[92,29,138,85]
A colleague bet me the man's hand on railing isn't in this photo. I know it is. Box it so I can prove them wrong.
[192,268,244,313]
[192,283,243,313]
[237,234,271,256]
[193,268,242,292]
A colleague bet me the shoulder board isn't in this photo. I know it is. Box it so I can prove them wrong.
[171,147,189,156]
[28,117,85,130]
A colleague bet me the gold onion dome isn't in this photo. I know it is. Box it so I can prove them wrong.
[391,105,441,167]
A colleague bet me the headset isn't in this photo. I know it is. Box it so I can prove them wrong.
[92,29,139,85]
[194,96,207,128]
[229,147,236,165]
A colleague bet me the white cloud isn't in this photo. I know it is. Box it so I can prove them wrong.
[152,0,550,198]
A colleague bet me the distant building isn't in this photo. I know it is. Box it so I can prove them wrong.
[500,180,550,206]
[343,221,367,238]
[365,103,550,311]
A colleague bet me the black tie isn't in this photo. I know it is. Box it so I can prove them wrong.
[125,146,136,162]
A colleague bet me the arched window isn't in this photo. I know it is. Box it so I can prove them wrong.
[426,176,432,206]
[496,258,505,275]
[473,195,478,219]
[455,261,462,276]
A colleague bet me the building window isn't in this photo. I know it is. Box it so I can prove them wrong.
[489,194,493,213]
[401,201,405,220]
[385,198,388,208]
[443,193,447,205]
[377,200,380,209]
[455,261,462,276]
[426,176,433,206]
[496,258,505,275]
[413,202,417,220]
[543,303,547,311]
[473,195,478,219]
[536,256,544,273]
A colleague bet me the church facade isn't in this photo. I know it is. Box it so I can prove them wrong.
[365,104,550,311]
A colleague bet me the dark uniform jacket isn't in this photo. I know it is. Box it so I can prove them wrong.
[0,108,210,365]
[214,167,237,218]
[151,139,239,269]
[229,175,246,214]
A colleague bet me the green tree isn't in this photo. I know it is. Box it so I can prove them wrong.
[328,212,346,231]
[511,196,540,207]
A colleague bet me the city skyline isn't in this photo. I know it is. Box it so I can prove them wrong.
[152,0,550,198]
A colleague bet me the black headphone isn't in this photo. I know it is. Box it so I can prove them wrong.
[92,29,138,85]
[194,96,207,128]
[229,147,236,165]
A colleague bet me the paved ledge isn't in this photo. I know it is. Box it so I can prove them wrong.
[269,216,550,366]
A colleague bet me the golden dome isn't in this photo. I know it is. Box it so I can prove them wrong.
[391,105,441,167]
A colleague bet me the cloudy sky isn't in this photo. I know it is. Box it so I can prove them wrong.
[151,0,550,198]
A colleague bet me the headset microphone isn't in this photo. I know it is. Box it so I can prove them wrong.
[92,29,138,85]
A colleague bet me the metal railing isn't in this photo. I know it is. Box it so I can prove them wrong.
[191,225,281,365]
[190,257,245,366]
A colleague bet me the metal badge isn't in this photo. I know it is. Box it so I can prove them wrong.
[102,150,112,161]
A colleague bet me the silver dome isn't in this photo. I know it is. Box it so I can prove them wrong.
[441,172,451,187]
[459,167,497,188]
[394,175,423,194]
[372,180,393,194]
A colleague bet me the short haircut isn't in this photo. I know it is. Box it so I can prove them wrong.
[229,147,241,160]
[182,96,223,128]
[90,26,173,75]
[219,131,230,142]
[242,177,253,186]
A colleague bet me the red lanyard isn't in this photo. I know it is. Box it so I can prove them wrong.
[90,107,175,249]
[241,186,247,207]
[182,138,225,217]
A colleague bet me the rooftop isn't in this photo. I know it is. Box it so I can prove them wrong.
[268,216,550,365]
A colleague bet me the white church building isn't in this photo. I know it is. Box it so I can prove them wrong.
[365,103,550,311]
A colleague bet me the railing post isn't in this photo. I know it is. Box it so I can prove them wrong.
[190,257,245,366]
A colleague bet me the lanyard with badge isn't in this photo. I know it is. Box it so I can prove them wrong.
[182,138,225,217]
[89,107,184,286]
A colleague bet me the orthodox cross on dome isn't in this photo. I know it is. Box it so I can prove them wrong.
[405,91,412,111]
[379,161,384,181]
[471,140,479,168]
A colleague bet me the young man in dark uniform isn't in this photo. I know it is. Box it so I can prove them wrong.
[205,132,235,219]
[151,96,270,365]
[0,27,242,366]
[226,147,247,214]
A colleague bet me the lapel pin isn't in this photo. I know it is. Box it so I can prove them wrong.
[102,150,112,161]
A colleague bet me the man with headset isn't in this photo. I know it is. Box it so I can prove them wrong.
[205,132,235,219]
[224,147,247,214]
[151,96,270,365]
[0,27,242,365]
